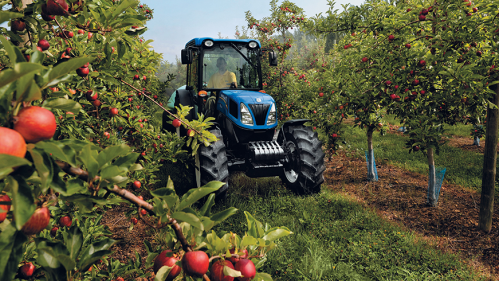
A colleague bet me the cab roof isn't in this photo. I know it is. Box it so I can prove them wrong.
[185,38,261,48]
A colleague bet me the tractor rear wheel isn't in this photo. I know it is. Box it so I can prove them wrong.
[280,125,325,195]
[198,128,229,199]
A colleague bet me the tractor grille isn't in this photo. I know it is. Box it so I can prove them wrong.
[248,104,270,126]
[186,39,195,47]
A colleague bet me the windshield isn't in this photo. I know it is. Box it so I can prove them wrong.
[202,43,260,90]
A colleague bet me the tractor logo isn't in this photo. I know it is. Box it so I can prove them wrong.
[256,98,262,102]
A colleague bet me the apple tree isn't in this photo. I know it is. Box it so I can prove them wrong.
[304,0,499,208]
[0,0,293,280]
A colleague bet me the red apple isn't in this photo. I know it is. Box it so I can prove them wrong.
[77,67,89,77]
[50,226,58,237]
[64,30,74,38]
[78,29,84,34]
[116,277,124,281]
[140,209,147,216]
[332,133,338,138]
[19,262,35,278]
[21,207,51,235]
[103,132,110,139]
[419,14,426,21]
[405,43,411,49]
[110,107,119,116]
[234,259,255,281]
[361,57,368,62]
[59,215,72,227]
[0,127,27,158]
[42,11,55,21]
[143,75,147,81]
[412,79,420,86]
[153,250,182,280]
[134,74,140,80]
[0,194,11,223]
[414,146,420,151]
[319,92,324,97]
[46,0,69,16]
[92,100,101,107]
[13,106,57,143]
[182,251,209,277]
[172,119,182,128]
[37,39,50,51]
[86,90,98,101]
[211,260,235,281]
[418,60,426,67]
[388,34,395,41]
[133,181,141,189]
[11,20,26,31]
[131,217,138,225]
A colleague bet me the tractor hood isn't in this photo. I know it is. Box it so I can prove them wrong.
[220,90,274,104]
[217,90,277,130]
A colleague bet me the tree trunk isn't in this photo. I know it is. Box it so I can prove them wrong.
[479,84,499,232]
[366,128,377,181]
[427,147,438,207]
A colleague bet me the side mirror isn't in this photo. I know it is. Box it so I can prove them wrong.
[269,50,278,66]
[181,48,192,64]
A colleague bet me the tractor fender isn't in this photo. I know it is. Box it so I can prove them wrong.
[175,89,197,121]
[277,119,310,144]
[162,88,196,134]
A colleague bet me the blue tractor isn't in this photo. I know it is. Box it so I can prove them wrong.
[163,38,325,197]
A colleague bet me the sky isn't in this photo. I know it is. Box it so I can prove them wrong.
[142,0,366,63]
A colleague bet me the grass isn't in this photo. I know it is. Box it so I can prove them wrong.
[339,122,497,191]
[211,173,484,280]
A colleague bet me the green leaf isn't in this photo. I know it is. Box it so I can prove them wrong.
[113,153,139,172]
[78,239,116,270]
[0,155,31,180]
[210,207,238,226]
[0,224,28,281]
[29,149,53,191]
[244,211,264,238]
[262,227,293,242]
[42,98,82,112]
[0,62,46,89]
[35,239,75,271]
[35,141,77,167]
[97,144,130,169]
[154,265,173,281]
[112,0,139,21]
[240,235,259,249]
[171,212,204,230]
[224,265,243,278]
[63,225,83,260]
[198,194,215,217]
[8,176,35,231]
[78,144,99,179]
[177,181,224,210]
[0,11,23,23]
[0,34,17,64]
[16,75,41,102]
[47,57,94,85]
[100,165,125,182]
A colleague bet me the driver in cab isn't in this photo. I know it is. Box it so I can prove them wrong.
[207,57,237,88]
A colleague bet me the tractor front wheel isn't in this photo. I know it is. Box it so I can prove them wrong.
[198,128,229,199]
[280,125,325,195]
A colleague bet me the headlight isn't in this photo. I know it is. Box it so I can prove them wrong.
[240,103,254,125]
[204,40,214,47]
[267,103,276,125]
[248,41,258,48]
